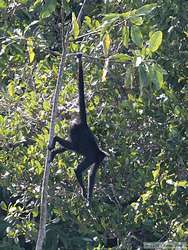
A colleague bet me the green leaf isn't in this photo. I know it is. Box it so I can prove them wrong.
[135,4,157,16]
[103,13,120,21]
[32,207,39,218]
[131,26,143,48]
[18,0,28,3]
[150,64,164,90]
[0,201,7,211]
[72,12,80,38]
[0,0,7,9]
[43,100,50,111]
[138,64,148,95]
[103,32,111,56]
[110,53,132,62]
[175,180,188,187]
[84,16,93,29]
[141,191,152,203]
[122,26,129,48]
[8,81,15,97]
[129,16,143,26]
[27,37,35,63]
[152,163,160,180]
[148,31,163,52]
[120,10,132,19]
[40,0,57,19]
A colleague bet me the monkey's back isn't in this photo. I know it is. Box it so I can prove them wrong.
[70,122,100,157]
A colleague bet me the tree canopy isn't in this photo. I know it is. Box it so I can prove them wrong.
[0,0,188,249]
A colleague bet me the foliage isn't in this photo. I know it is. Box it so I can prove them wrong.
[0,0,188,249]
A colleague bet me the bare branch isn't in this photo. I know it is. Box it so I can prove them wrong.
[0,139,34,150]
[77,0,87,26]
[35,1,71,249]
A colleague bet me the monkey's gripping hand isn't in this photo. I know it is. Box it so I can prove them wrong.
[48,138,55,151]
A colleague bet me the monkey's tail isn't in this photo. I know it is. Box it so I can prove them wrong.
[77,53,87,125]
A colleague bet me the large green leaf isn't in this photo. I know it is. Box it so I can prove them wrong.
[149,31,163,52]
[40,0,57,19]
[110,53,132,62]
[131,26,143,48]
[148,64,164,90]
[135,4,157,16]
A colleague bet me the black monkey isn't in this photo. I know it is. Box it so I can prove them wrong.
[48,53,107,204]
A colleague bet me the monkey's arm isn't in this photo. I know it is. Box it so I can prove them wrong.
[49,147,67,162]
[48,136,73,150]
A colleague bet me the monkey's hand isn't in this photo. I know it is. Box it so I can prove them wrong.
[48,150,55,162]
[48,142,54,151]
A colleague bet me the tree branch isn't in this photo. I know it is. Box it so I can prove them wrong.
[0,139,35,150]
[35,1,71,249]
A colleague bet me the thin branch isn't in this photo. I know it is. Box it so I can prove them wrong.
[71,29,99,42]
[77,0,87,26]
[35,1,71,249]
[0,139,34,150]
[66,52,132,64]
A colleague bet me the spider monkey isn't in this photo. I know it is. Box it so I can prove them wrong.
[48,53,107,204]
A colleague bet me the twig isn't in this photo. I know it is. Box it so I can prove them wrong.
[67,52,132,64]
[0,139,34,150]
[35,1,71,249]
[70,29,99,42]
[77,0,87,26]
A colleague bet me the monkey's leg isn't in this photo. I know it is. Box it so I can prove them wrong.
[87,164,99,203]
[49,136,73,150]
[49,147,67,162]
[75,158,94,198]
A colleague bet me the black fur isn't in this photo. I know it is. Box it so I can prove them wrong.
[49,54,107,203]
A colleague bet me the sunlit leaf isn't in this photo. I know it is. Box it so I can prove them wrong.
[72,12,80,38]
[32,207,39,217]
[152,164,160,180]
[110,53,132,62]
[120,10,132,18]
[84,16,92,29]
[130,16,143,26]
[8,81,15,97]
[141,191,152,203]
[131,26,143,48]
[122,26,129,48]
[0,0,7,9]
[103,32,111,56]
[27,37,35,63]
[175,180,188,187]
[103,13,120,21]
[149,31,163,52]
[43,100,50,111]
[135,4,157,16]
